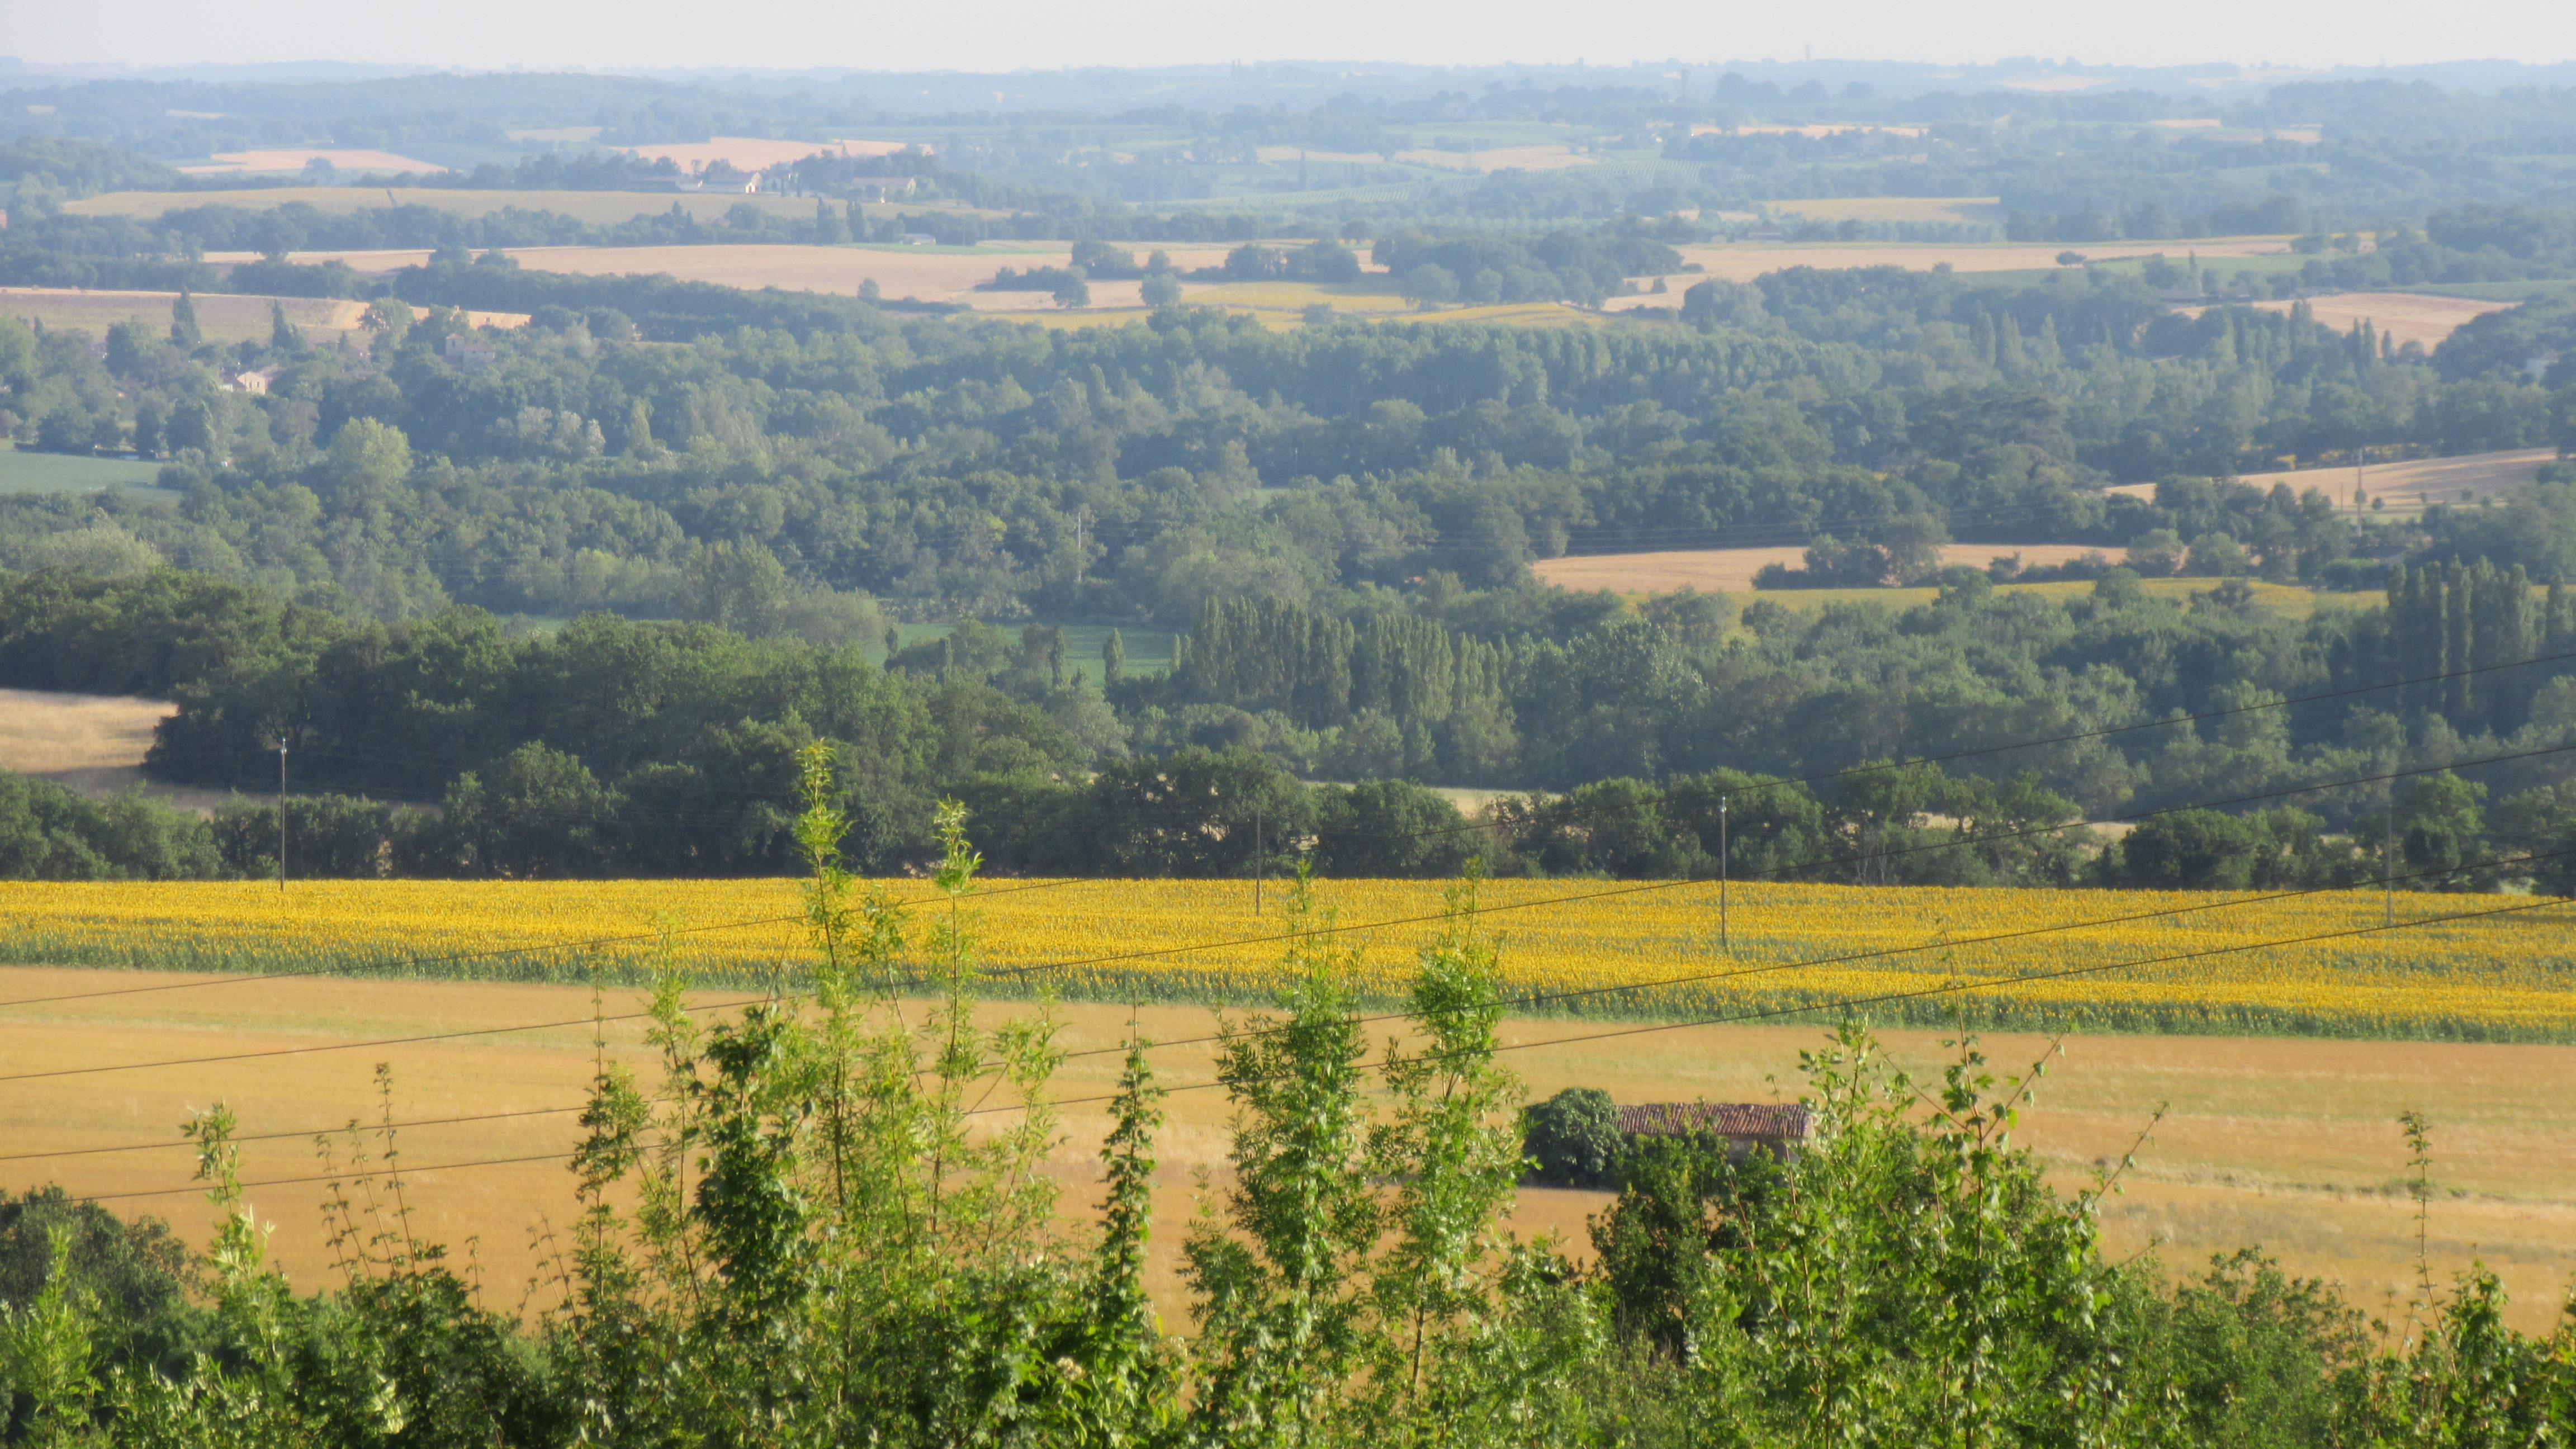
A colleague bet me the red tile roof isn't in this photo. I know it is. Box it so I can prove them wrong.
[1616,1102,1811,1140]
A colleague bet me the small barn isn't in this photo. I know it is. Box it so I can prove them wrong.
[1616,1102,1812,1162]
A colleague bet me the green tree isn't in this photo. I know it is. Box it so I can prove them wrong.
[167,288,201,349]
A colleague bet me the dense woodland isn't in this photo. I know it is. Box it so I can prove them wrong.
[0,75,2574,886]
[0,196,2573,878]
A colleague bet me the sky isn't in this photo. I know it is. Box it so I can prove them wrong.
[6,0,2573,73]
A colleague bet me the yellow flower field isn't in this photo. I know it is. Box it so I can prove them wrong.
[2,877,2569,1039]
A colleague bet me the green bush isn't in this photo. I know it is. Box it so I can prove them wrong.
[1522,1086,1623,1188]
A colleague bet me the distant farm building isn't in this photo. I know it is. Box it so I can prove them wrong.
[1618,1101,1812,1161]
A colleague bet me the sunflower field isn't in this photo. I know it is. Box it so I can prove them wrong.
[2,876,2570,1040]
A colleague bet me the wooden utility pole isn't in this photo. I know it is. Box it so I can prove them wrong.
[1253,802,1265,916]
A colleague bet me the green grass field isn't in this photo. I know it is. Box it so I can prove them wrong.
[891,620,1177,676]
[63,187,1003,227]
[0,444,176,500]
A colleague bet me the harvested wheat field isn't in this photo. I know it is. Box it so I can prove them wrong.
[0,287,525,343]
[0,287,362,344]
[1613,234,2293,291]
[197,242,1238,307]
[0,689,238,812]
[1534,543,2132,595]
[614,136,920,171]
[0,966,2568,1330]
[67,187,845,226]
[2176,291,2514,349]
[2106,447,2559,512]
[178,148,450,176]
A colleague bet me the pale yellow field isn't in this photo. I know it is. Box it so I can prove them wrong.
[1767,196,2006,225]
[190,243,1238,309]
[66,187,844,226]
[614,136,919,171]
[2176,291,2513,349]
[1,287,366,345]
[0,968,2568,1330]
[0,287,525,344]
[178,148,449,176]
[0,688,239,812]
[1535,543,2135,595]
[5,875,2572,1041]
[2105,447,2560,512]
[1612,234,2295,291]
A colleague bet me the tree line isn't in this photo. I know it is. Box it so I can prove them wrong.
[15,564,2576,887]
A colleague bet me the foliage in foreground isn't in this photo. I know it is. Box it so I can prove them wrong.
[1,751,2571,1447]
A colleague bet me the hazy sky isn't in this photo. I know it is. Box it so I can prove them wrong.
[8,0,2574,73]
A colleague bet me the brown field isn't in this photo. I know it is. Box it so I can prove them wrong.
[195,242,1241,309]
[1767,196,2005,225]
[1534,542,2133,595]
[2175,291,2513,350]
[62,188,972,228]
[178,148,451,176]
[0,966,2566,1330]
[613,137,920,171]
[1609,235,2295,293]
[0,689,237,812]
[0,287,525,343]
[2105,447,2560,512]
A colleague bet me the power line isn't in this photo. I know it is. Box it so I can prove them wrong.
[965,739,2576,989]
[977,893,2575,1120]
[17,840,2564,1178]
[57,886,2561,1206]
[129,638,2576,853]
[0,875,1095,1015]
[9,740,2565,1089]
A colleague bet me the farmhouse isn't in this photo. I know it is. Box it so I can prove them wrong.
[222,364,283,394]
[443,334,499,372]
[1618,1101,1812,1161]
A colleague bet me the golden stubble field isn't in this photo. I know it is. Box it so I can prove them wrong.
[0,288,528,345]
[0,688,238,812]
[0,966,2567,1332]
[1532,543,2135,595]
[2175,291,2512,349]
[196,243,1241,310]
[65,187,978,228]
[2104,447,2560,513]
[1602,234,2296,292]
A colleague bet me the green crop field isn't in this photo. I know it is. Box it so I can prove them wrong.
[61,187,973,226]
[0,444,176,500]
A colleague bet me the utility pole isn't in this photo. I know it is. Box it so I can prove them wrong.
[2384,792,2395,926]
[276,742,288,892]
[1253,801,1265,916]
[1718,794,1730,954]
[1073,505,1088,594]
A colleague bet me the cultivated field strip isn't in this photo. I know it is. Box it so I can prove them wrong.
[4,878,2570,1039]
